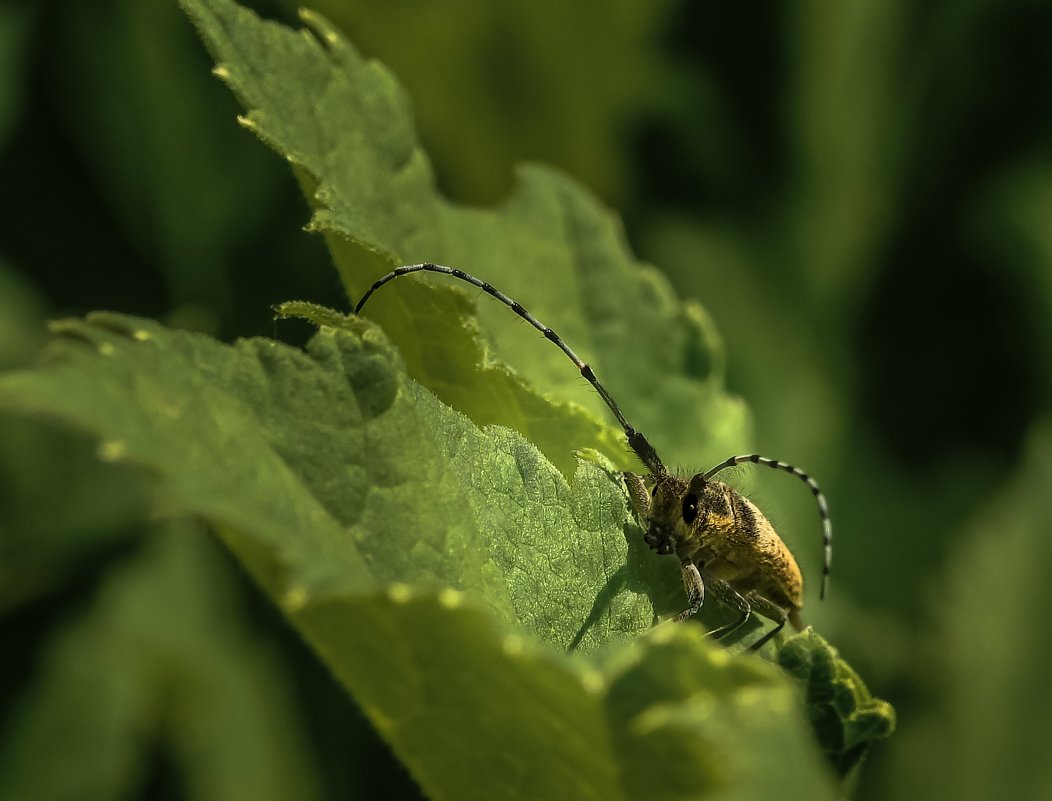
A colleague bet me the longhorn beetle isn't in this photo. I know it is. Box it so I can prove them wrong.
[355,263,832,651]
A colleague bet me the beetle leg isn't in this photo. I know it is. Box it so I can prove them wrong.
[699,572,752,640]
[671,560,705,622]
[743,593,791,651]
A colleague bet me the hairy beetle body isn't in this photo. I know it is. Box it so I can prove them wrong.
[645,473,804,631]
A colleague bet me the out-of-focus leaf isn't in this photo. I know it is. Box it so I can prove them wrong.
[0,522,322,801]
[56,0,285,328]
[984,165,1052,397]
[880,421,1052,801]
[0,262,147,610]
[789,0,908,312]
[284,0,674,206]
[0,416,149,612]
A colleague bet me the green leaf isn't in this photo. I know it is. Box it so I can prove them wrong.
[778,629,896,775]
[0,314,836,800]
[0,313,655,649]
[180,0,748,479]
[302,594,837,801]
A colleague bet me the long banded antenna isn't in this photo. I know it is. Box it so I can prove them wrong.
[355,263,666,476]
[704,453,832,600]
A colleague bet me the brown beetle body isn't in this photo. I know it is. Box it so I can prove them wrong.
[627,470,810,648]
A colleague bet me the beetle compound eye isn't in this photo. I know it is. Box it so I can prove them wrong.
[682,494,699,525]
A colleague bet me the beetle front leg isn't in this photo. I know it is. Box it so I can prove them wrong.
[671,559,705,622]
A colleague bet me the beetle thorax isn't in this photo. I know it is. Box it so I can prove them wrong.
[643,473,727,556]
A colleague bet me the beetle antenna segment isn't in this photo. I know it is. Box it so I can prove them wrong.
[354,263,667,477]
[703,453,832,600]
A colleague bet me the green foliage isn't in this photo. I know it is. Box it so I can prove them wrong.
[5,0,1052,798]
[0,1,900,799]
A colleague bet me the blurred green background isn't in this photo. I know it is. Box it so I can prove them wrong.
[3,0,1051,799]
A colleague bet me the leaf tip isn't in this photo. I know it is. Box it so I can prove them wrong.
[297,7,342,47]
[580,669,605,696]
[284,585,310,611]
[438,587,465,609]
[502,634,525,657]
[96,440,127,463]
[645,621,684,648]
